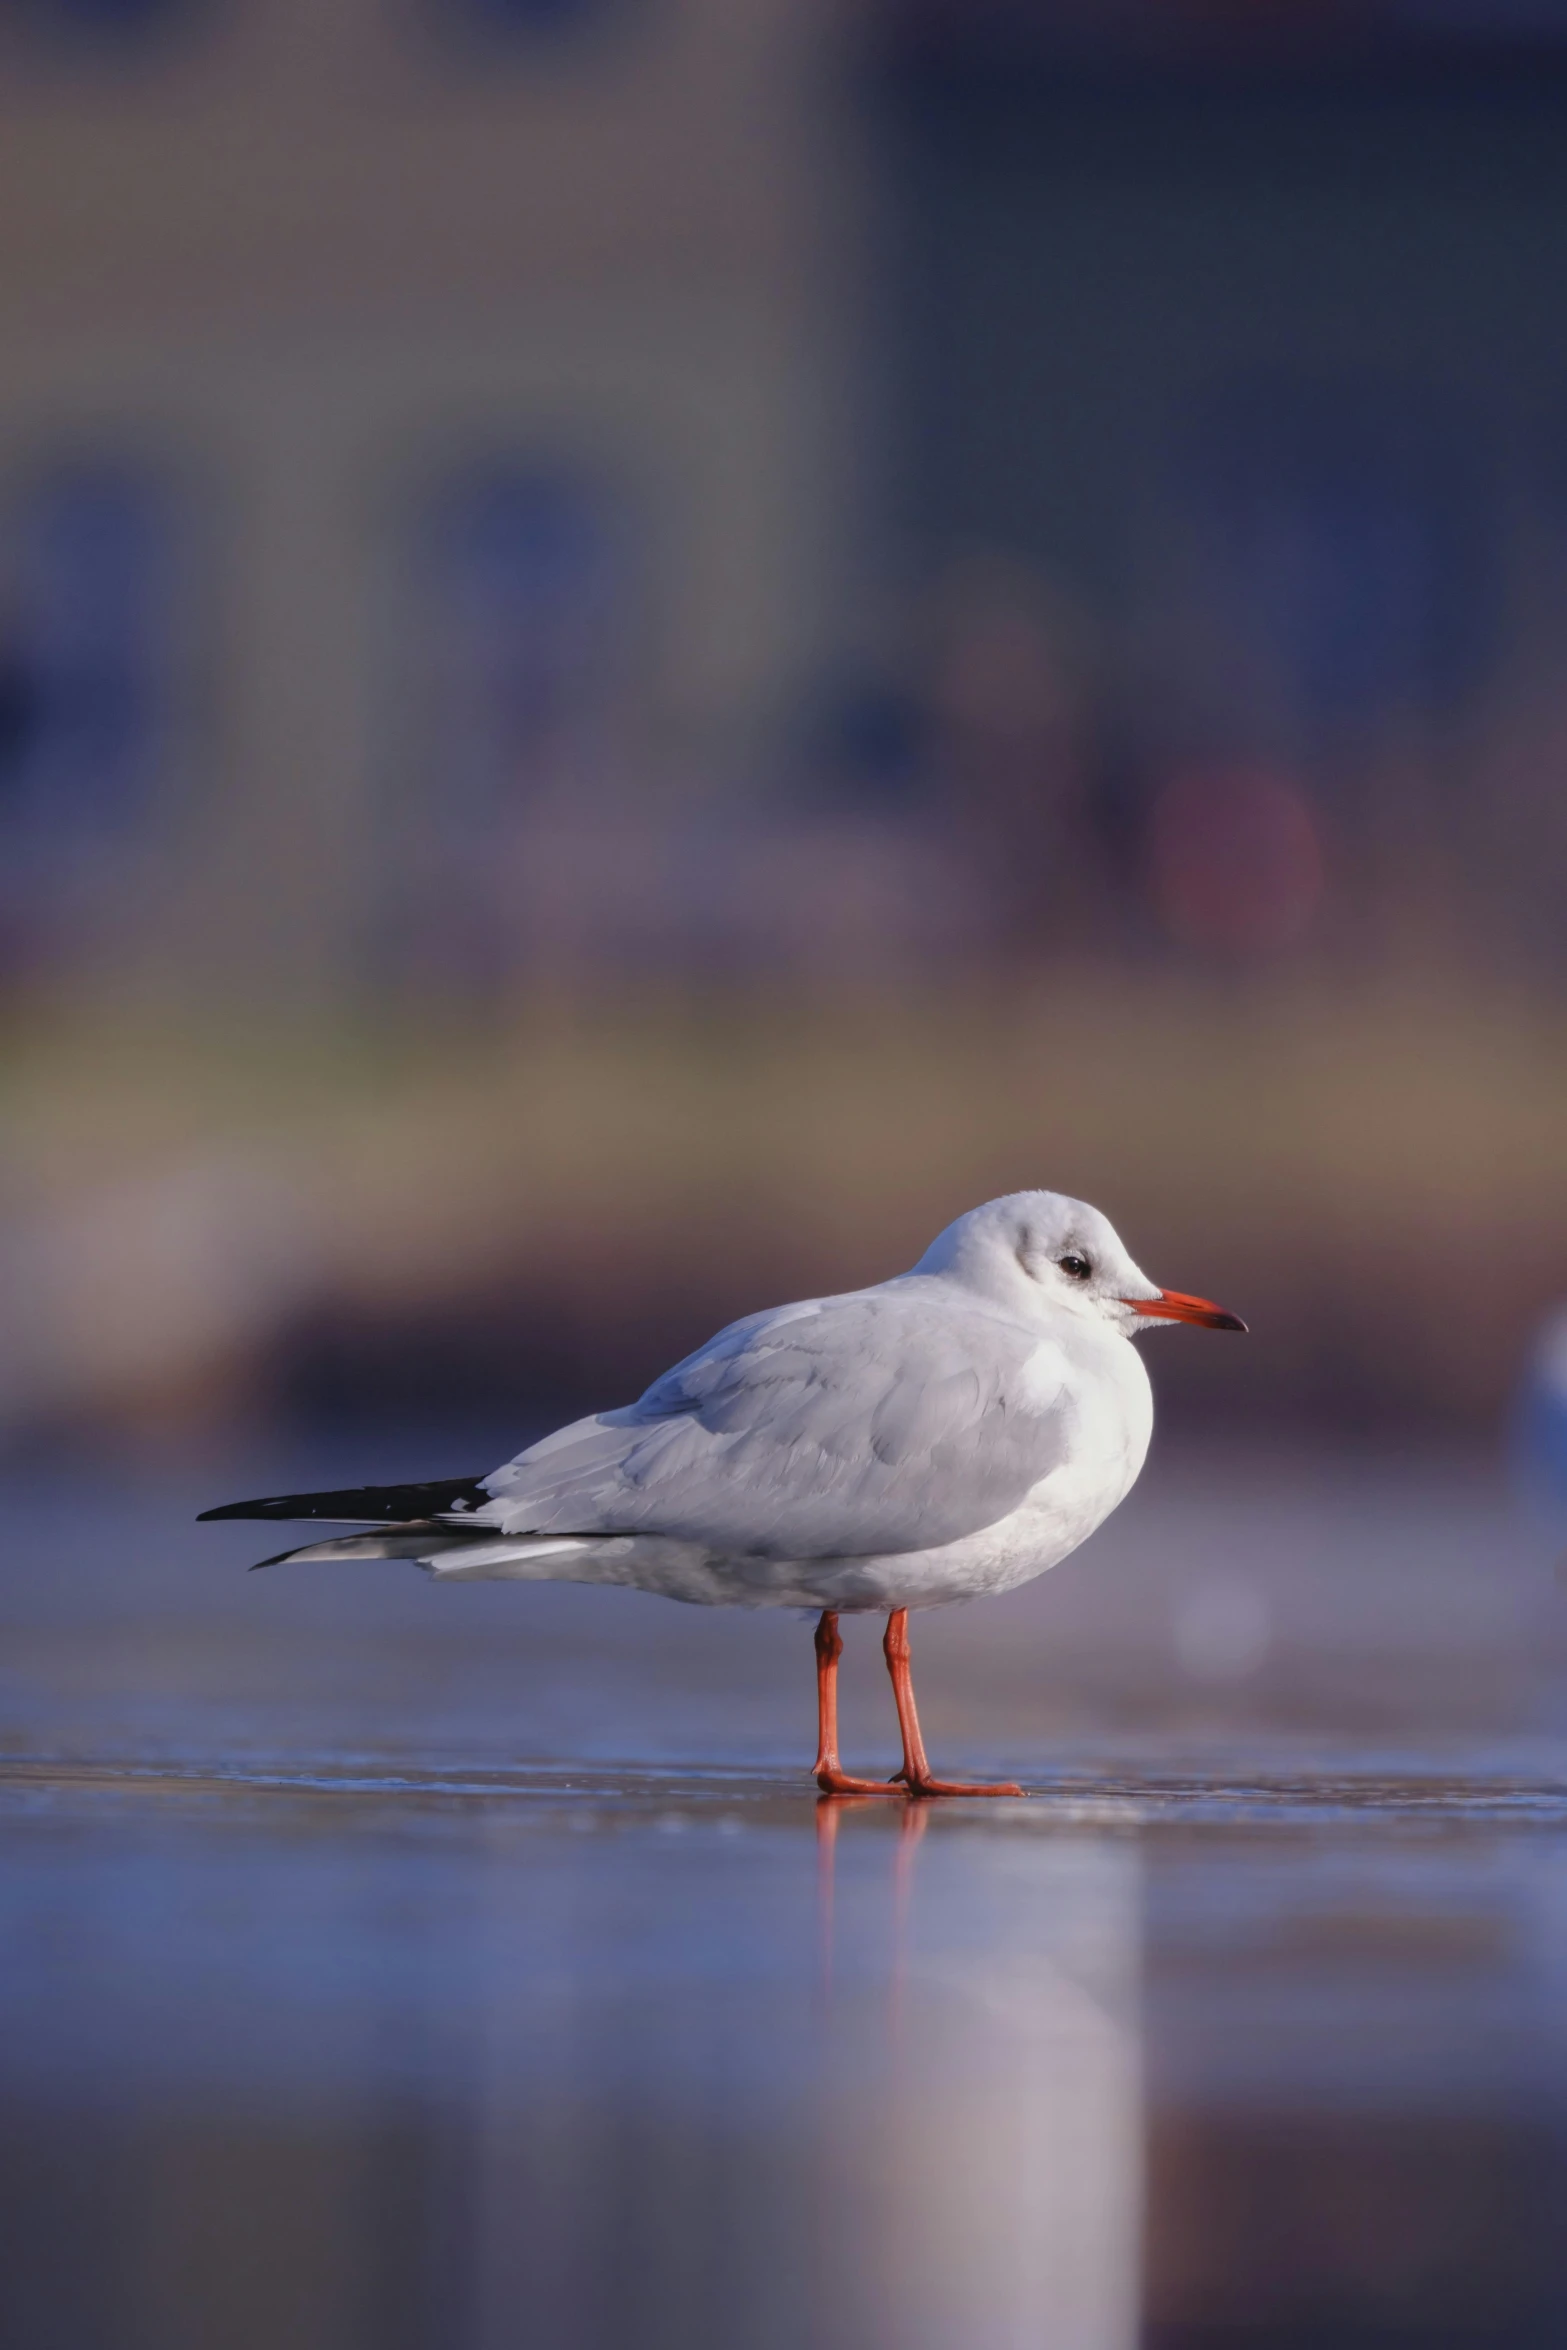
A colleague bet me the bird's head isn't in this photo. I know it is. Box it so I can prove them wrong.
[912,1190,1247,1339]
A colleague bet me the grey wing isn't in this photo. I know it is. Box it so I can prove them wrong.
[478,1286,1069,1560]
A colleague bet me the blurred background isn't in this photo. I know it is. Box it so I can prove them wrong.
[7,10,1567,2347]
[2,0,1566,1457]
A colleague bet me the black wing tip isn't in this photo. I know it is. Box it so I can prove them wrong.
[198,1494,319,1523]
[198,1476,489,1527]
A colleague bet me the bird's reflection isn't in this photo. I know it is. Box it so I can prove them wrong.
[810,1790,1142,2346]
[815,1793,930,2014]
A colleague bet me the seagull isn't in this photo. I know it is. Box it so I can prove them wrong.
[200,1190,1244,1797]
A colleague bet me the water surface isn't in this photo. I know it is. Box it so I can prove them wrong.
[2,1444,1564,2348]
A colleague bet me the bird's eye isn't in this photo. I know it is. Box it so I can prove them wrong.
[1057,1253,1092,1282]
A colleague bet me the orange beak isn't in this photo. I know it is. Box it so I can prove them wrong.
[1125,1287,1247,1333]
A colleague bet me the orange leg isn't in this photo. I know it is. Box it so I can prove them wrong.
[812,1610,901,1795]
[883,1608,1024,1798]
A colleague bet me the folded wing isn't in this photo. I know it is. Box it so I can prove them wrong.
[480,1285,1067,1560]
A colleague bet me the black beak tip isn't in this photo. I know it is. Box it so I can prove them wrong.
[1217,1310,1249,1333]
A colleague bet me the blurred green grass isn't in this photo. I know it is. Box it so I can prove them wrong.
[3,967,1563,1436]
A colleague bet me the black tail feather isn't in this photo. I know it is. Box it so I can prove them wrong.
[199,1475,490,1526]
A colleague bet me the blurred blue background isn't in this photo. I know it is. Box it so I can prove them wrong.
[0,0,1564,1454]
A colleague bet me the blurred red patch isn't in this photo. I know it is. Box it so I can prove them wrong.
[1148,765,1324,952]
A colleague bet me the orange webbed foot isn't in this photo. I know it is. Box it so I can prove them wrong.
[814,1766,906,1796]
[894,1770,1025,1799]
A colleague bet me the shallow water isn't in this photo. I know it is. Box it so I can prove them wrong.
[3,1443,1566,2348]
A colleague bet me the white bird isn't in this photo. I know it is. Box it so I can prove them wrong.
[201,1191,1244,1797]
